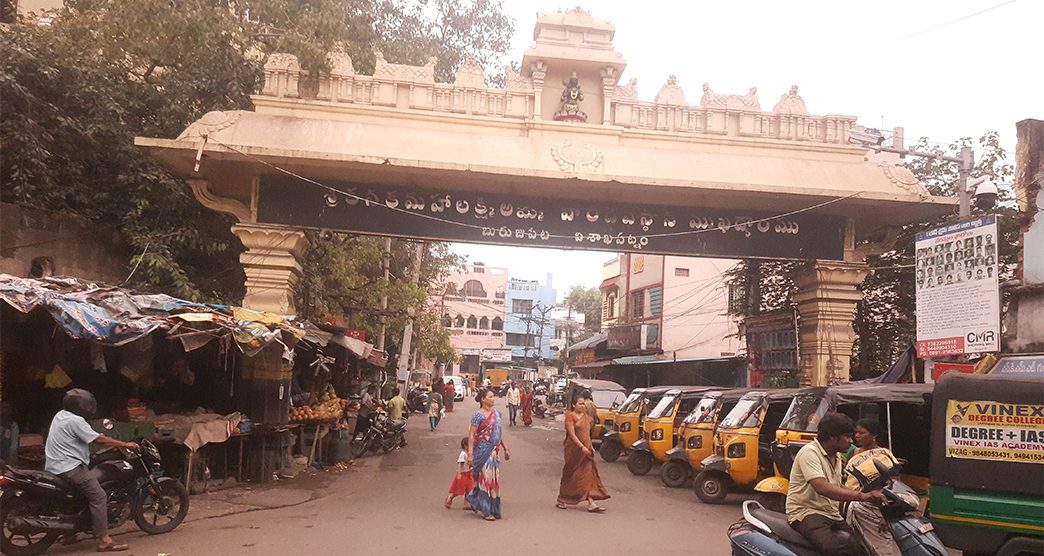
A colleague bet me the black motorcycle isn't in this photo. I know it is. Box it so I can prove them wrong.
[350,409,407,458]
[406,388,429,414]
[1,435,189,555]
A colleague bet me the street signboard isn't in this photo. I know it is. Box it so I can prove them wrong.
[255,175,847,260]
[915,215,1000,357]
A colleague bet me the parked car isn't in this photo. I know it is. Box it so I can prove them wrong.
[443,375,466,401]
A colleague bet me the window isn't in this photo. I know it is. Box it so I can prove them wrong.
[466,315,478,329]
[604,293,617,320]
[454,315,465,328]
[491,317,503,331]
[630,290,645,318]
[479,316,490,329]
[505,333,535,347]
[462,279,486,298]
[511,299,533,314]
[675,267,689,277]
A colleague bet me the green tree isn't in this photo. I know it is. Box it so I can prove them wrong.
[564,285,602,333]
[1,0,514,302]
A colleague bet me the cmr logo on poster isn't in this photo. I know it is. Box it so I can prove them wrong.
[914,215,1000,357]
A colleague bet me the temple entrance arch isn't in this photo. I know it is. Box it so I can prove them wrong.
[137,8,951,385]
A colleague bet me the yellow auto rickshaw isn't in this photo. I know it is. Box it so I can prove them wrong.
[660,388,749,488]
[627,386,717,476]
[694,389,799,504]
[753,383,933,511]
[598,386,679,462]
[563,378,627,439]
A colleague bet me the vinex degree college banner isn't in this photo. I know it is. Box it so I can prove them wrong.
[914,215,1000,357]
[945,400,1044,464]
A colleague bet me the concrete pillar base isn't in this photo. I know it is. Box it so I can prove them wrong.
[232,224,308,315]
[793,262,868,386]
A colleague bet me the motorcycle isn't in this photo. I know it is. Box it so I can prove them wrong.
[533,398,547,418]
[350,408,407,458]
[1,432,189,556]
[728,459,946,556]
[406,388,429,414]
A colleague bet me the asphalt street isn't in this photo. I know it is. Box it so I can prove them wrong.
[50,402,752,555]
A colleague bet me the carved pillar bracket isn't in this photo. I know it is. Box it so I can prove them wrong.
[231,224,308,316]
[600,66,618,125]
[187,179,252,223]
[530,60,547,121]
[792,261,869,386]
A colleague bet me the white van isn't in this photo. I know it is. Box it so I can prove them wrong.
[443,375,466,401]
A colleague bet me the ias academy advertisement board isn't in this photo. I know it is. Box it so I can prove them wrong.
[944,400,1044,464]
[914,215,1000,357]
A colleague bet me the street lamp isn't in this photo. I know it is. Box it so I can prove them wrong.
[849,126,976,218]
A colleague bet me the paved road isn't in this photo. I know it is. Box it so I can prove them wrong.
[51,403,753,555]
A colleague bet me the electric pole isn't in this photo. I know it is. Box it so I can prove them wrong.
[396,241,424,386]
[377,237,391,351]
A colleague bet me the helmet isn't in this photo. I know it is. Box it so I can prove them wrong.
[63,389,97,418]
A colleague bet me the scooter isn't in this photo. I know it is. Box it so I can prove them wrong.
[1,429,189,556]
[533,398,546,419]
[728,459,946,556]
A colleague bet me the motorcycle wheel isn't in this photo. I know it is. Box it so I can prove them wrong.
[0,494,59,556]
[133,479,190,534]
[660,460,690,488]
[694,471,730,504]
[599,440,622,463]
[626,451,654,476]
[351,436,372,458]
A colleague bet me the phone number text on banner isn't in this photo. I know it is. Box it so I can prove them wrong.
[945,400,1044,464]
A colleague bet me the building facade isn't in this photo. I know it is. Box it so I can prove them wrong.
[438,263,508,375]
[503,274,557,362]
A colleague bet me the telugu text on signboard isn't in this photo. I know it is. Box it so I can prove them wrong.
[915,215,1000,357]
[944,400,1044,464]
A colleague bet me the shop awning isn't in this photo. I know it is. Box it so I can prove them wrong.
[611,355,743,365]
[566,333,608,354]
[0,273,302,354]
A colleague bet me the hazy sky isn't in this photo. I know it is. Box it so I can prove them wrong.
[452,0,1040,299]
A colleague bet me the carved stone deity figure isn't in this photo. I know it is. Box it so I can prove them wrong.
[553,72,588,123]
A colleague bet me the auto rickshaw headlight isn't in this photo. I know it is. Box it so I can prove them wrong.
[688,436,702,449]
[727,443,746,458]
[620,422,631,432]
[651,428,664,441]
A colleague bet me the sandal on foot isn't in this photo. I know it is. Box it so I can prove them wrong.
[555,503,568,509]
[587,506,607,513]
[97,543,129,552]
[444,501,452,509]
[483,515,497,521]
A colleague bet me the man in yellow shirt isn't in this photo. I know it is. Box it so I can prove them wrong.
[786,412,886,555]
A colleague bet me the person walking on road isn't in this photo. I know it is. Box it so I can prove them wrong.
[466,389,510,521]
[506,381,521,426]
[443,380,456,413]
[428,388,444,431]
[445,437,474,510]
[520,385,534,427]
[556,393,609,513]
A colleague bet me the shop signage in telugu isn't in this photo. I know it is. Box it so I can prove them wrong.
[914,215,1000,357]
[256,175,847,260]
[944,400,1044,464]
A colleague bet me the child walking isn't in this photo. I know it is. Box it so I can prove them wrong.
[445,437,474,510]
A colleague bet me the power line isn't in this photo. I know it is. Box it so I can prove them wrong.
[880,0,1019,45]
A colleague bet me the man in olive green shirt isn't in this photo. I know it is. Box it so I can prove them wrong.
[786,412,886,555]
[386,388,407,421]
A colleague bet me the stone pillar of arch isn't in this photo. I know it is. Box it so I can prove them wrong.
[793,261,869,386]
[231,223,308,315]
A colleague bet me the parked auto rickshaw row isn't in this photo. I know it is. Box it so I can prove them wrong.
[594,382,935,509]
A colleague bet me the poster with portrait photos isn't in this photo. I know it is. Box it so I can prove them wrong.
[914,215,1000,357]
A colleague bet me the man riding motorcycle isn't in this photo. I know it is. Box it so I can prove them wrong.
[786,412,886,556]
[45,389,138,553]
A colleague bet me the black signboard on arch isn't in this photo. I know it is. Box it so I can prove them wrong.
[255,175,846,260]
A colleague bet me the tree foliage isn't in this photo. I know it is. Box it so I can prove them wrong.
[564,285,602,333]
[1,0,513,313]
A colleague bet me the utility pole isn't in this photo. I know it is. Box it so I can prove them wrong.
[396,241,424,386]
[376,237,391,351]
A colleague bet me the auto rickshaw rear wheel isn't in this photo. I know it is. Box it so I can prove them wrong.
[599,440,622,462]
[693,471,729,504]
[626,451,654,476]
[660,460,690,488]
[756,491,785,513]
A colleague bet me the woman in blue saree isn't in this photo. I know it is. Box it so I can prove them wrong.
[466,389,511,521]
